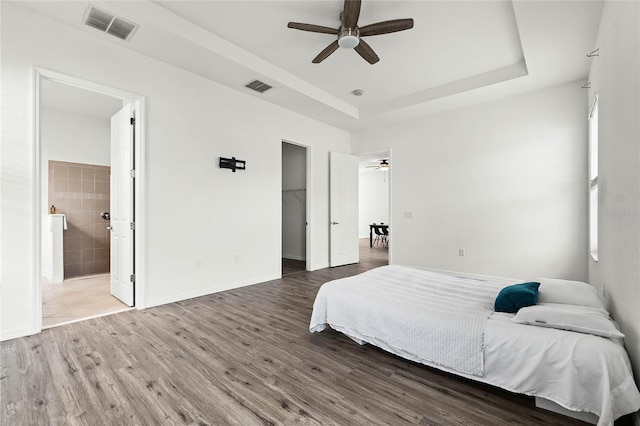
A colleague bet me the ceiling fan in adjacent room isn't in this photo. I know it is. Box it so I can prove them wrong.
[287,0,414,64]
[366,159,390,170]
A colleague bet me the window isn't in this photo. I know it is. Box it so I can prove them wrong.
[588,95,598,261]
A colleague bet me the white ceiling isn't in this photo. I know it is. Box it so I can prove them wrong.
[20,0,603,132]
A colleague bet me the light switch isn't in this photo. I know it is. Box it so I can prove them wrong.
[403,212,413,219]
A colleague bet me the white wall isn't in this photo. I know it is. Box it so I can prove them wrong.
[0,3,349,340]
[358,171,389,238]
[39,108,111,270]
[587,0,640,384]
[352,83,588,281]
[282,142,306,261]
[41,108,111,171]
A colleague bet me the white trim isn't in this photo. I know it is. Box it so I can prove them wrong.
[42,307,135,330]
[387,148,393,263]
[282,254,306,261]
[0,327,36,342]
[589,93,599,119]
[133,96,147,308]
[308,261,329,272]
[32,67,147,338]
[145,273,281,309]
[32,66,42,337]
[354,147,393,263]
[281,139,312,272]
[306,144,312,271]
[36,67,140,103]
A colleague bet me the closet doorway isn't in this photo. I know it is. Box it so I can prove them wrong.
[282,141,309,276]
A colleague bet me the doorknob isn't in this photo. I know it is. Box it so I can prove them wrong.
[107,226,112,231]
[331,221,339,225]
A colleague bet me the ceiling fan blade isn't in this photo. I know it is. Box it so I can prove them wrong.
[359,18,414,37]
[342,0,361,28]
[287,22,338,34]
[312,40,340,63]
[354,39,379,64]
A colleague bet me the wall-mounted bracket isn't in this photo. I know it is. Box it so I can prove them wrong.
[219,157,246,172]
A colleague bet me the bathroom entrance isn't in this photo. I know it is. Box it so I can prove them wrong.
[38,72,139,328]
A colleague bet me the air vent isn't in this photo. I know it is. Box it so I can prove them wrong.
[245,80,273,93]
[83,6,139,41]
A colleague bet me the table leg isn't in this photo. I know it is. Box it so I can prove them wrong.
[369,227,373,247]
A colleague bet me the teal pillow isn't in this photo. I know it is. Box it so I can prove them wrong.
[494,282,540,313]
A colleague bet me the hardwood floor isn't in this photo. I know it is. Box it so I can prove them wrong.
[42,274,131,328]
[282,258,306,276]
[1,240,596,425]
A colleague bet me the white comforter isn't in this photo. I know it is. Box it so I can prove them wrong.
[309,265,640,425]
[309,265,505,376]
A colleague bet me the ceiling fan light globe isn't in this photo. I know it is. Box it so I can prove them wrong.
[338,35,359,49]
[338,28,360,49]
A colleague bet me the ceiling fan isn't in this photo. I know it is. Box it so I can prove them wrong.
[366,159,390,170]
[287,0,414,64]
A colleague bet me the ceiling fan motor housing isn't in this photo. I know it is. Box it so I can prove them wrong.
[338,27,360,48]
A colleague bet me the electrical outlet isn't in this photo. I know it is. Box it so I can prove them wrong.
[194,259,201,269]
[458,249,465,257]
[403,211,413,219]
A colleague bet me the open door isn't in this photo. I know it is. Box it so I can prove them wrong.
[329,151,359,267]
[110,104,135,306]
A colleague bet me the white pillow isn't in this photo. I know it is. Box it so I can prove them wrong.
[512,303,624,338]
[536,278,604,309]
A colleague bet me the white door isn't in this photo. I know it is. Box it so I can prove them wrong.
[110,104,135,306]
[329,151,359,267]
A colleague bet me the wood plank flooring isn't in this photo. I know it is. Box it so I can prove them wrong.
[1,240,601,425]
[282,258,306,276]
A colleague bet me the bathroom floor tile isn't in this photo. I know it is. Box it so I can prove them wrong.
[41,274,131,329]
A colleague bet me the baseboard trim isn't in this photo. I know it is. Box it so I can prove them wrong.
[282,254,306,261]
[42,307,134,330]
[308,262,329,272]
[0,326,36,342]
[145,273,281,309]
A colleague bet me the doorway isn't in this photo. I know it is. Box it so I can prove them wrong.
[36,69,144,329]
[282,141,309,276]
[358,150,390,265]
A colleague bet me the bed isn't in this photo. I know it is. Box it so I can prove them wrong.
[309,265,640,426]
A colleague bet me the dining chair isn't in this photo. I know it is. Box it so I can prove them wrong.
[373,225,384,246]
[381,226,389,247]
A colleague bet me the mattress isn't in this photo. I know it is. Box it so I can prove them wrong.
[309,266,640,426]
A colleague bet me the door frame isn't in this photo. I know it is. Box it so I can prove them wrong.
[281,139,312,271]
[31,67,147,334]
[356,148,393,263]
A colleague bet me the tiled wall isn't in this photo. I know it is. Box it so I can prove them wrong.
[48,161,110,278]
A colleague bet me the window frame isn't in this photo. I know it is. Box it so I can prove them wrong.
[588,94,599,261]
